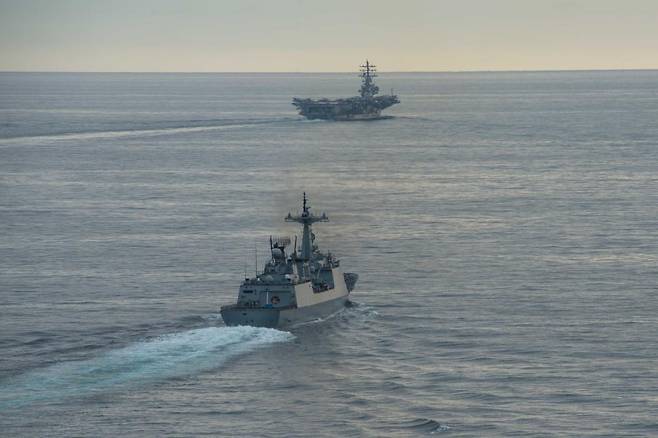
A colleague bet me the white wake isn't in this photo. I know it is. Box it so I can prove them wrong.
[0,326,293,408]
[0,123,254,145]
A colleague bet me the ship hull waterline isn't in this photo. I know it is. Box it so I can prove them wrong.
[303,114,394,121]
[221,294,349,328]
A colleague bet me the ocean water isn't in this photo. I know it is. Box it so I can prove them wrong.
[1,71,657,437]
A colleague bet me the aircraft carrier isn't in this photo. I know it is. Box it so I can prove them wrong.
[292,60,399,121]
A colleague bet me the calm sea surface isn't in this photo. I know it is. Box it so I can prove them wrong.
[1,71,657,437]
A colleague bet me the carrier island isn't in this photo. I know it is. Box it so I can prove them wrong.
[220,194,358,328]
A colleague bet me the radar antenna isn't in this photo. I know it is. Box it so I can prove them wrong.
[285,193,328,260]
[359,59,379,98]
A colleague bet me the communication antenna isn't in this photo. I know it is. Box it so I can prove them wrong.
[254,241,258,277]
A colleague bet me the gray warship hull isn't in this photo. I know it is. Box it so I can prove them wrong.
[221,294,349,328]
[292,96,398,121]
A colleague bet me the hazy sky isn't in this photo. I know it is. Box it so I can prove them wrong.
[1,0,657,72]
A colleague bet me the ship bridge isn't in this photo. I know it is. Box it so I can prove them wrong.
[359,60,380,98]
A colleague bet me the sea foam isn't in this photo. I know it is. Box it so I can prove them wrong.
[0,326,293,409]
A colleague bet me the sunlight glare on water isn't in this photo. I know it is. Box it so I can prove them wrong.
[1,71,657,436]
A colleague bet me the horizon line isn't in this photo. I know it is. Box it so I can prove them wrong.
[1,68,658,74]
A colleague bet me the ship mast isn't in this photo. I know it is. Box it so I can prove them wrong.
[359,59,380,98]
[285,192,328,261]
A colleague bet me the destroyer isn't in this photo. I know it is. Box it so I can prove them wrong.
[220,194,358,328]
[292,60,399,121]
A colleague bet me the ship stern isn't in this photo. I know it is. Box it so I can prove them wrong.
[220,305,281,328]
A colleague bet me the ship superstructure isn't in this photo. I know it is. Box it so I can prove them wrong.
[220,194,358,328]
[292,60,399,121]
